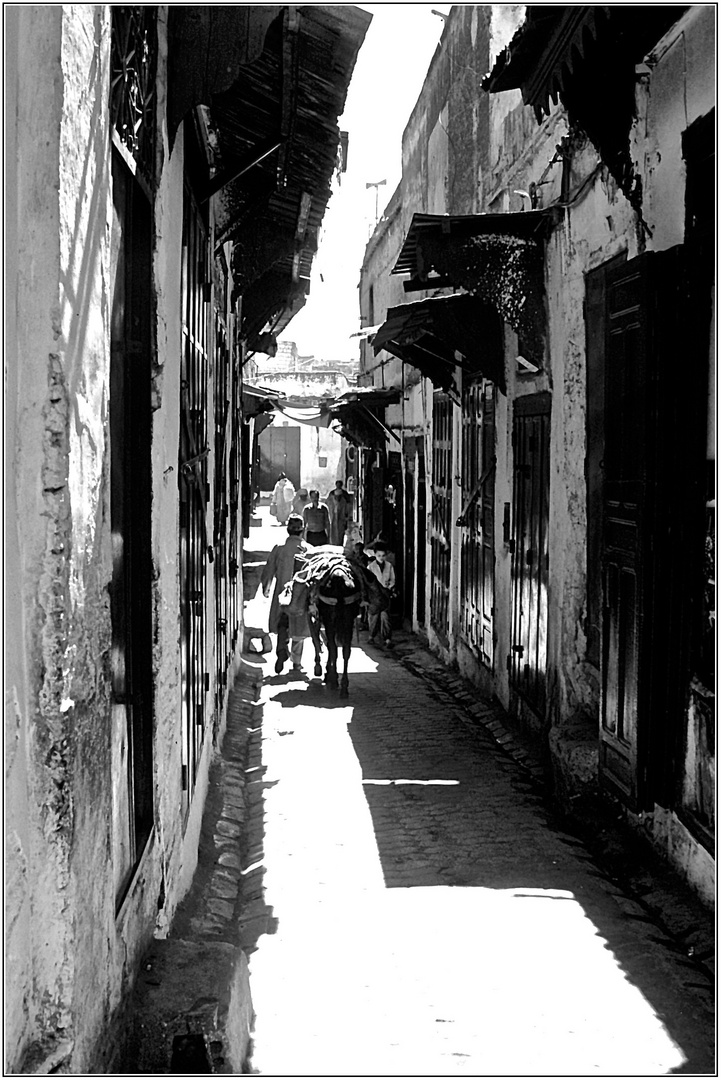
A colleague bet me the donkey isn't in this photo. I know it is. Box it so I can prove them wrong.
[297,552,366,695]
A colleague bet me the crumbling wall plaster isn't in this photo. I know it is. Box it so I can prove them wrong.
[447,5,491,214]
[7,6,77,1072]
[541,177,635,733]
[150,91,186,929]
[637,6,716,253]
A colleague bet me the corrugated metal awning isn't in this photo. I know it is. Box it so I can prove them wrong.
[373,294,505,393]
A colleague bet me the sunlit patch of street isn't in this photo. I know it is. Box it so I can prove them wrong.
[245,675,689,1076]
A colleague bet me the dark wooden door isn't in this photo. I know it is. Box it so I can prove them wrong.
[258,424,301,490]
[416,445,427,625]
[461,380,495,666]
[431,393,453,643]
[509,393,550,716]
[403,435,426,627]
[213,314,231,722]
[109,150,154,900]
[595,247,696,812]
[404,442,416,626]
[179,182,210,816]
[598,256,650,805]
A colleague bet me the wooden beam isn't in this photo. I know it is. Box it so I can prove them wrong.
[203,137,283,202]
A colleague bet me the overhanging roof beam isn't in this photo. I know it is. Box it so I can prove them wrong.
[204,137,283,202]
[277,6,301,186]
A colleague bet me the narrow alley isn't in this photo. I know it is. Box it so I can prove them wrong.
[237,510,715,1076]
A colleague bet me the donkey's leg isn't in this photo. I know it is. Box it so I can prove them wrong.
[339,638,351,698]
[324,617,339,688]
[308,611,323,677]
[339,606,357,699]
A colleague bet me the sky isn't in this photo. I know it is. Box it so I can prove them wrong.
[278,3,452,361]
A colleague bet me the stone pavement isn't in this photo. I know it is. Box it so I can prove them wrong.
[237,607,715,1076]
[121,508,714,1073]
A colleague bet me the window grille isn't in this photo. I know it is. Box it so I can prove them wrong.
[214,314,232,722]
[179,183,210,810]
[110,6,157,186]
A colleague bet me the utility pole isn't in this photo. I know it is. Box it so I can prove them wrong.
[365,179,387,233]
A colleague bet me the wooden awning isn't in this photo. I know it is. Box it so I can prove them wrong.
[329,388,402,449]
[167,7,283,143]
[373,294,505,393]
[171,6,371,342]
[390,213,558,369]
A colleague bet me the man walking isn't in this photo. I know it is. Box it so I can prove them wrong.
[302,489,331,546]
[326,479,352,545]
[261,515,310,673]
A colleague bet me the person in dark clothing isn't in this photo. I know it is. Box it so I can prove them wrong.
[261,515,310,673]
[326,479,352,545]
[303,489,331,546]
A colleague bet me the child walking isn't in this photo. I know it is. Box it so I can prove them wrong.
[364,541,395,647]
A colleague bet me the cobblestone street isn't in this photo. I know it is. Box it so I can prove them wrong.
[238,523,715,1076]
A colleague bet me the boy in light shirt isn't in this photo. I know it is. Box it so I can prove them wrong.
[364,541,395,647]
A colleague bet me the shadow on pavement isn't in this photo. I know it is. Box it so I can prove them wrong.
[270,685,351,710]
[344,698,715,1075]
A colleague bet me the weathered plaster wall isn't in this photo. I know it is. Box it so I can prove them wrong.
[446,5,493,214]
[631,4,716,899]
[6,7,230,1070]
[297,418,343,494]
[57,8,121,1070]
[359,187,407,389]
[5,6,40,1067]
[6,6,120,1070]
[145,15,187,927]
[635,6,716,252]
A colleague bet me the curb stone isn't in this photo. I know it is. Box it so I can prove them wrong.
[124,664,263,1072]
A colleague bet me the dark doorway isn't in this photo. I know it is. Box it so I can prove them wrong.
[416,445,427,626]
[461,380,495,667]
[258,424,301,490]
[179,178,210,816]
[403,439,416,627]
[509,393,550,720]
[430,393,453,644]
[109,149,155,900]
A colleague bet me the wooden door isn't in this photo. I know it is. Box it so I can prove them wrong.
[213,314,231,722]
[109,150,155,900]
[593,247,695,811]
[461,380,495,666]
[258,424,301,490]
[403,440,416,625]
[509,394,550,716]
[179,181,210,817]
[416,445,427,625]
[431,394,453,643]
